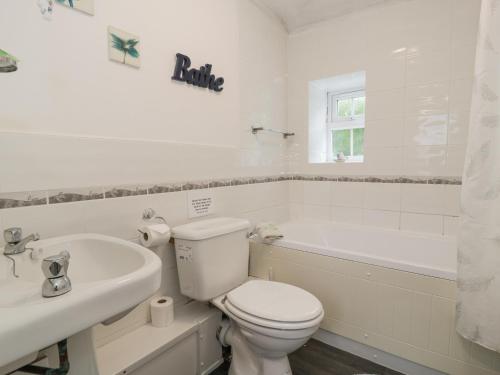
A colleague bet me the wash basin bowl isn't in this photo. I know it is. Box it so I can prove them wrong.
[0,233,161,367]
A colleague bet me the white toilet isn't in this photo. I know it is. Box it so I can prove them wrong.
[172,217,324,375]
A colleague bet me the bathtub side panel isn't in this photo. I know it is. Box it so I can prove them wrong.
[249,242,500,375]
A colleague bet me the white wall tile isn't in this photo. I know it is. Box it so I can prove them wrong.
[402,146,446,176]
[331,182,365,208]
[451,40,476,80]
[0,202,86,244]
[289,180,304,203]
[363,146,404,176]
[449,79,473,114]
[303,204,330,221]
[444,216,460,236]
[401,184,446,215]
[227,184,262,214]
[364,183,401,211]
[406,82,450,118]
[288,0,476,181]
[443,185,461,216]
[331,206,363,225]
[303,181,332,206]
[366,55,406,92]
[400,212,443,234]
[404,0,452,46]
[404,115,448,146]
[82,195,152,240]
[452,0,481,43]
[446,145,467,177]
[240,205,289,227]
[364,117,405,148]
[289,203,304,220]
[210,186,241,217]
[363,209,400,230]
[366,89,406,120]
[406,42,451,86]
[448,111,470,146]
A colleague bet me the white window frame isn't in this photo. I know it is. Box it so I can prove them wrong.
[326,90,365,162]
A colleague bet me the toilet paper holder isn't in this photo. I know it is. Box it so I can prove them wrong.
[142,208,167,223]
[138,208,167,235]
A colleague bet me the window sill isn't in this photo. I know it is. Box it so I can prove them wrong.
[311,159,364,164]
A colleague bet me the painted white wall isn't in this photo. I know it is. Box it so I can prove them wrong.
[0,0,289,347]
[287,0,480,177]
[0,0,288,192]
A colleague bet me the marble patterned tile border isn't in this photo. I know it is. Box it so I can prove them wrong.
[0,191,48,209]
[48,187,104,204]
[291,175,462,185]
[0,174,461,210]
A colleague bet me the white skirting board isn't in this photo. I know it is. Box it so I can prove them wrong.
[313,329,446,375]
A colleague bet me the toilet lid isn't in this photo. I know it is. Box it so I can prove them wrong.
[226,280,323,323]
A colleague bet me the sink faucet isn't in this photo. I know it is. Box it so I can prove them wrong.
[42,250,72,297]
[3,227,40,255]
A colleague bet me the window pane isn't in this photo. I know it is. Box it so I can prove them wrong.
[332,129,351,157]
[337,99,352,118]
[353,128,365,156]
[353,96,365,116]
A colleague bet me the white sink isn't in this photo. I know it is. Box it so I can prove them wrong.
[0,233,161,369]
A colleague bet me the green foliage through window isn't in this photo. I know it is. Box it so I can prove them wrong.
[336,96,365,119]
[332,129,351,157]
[332,128,364,158]
[353,128,364,156]
[353,97,365,116]
[337,99,351,118]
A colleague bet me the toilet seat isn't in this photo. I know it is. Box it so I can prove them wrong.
[223,280,324,330]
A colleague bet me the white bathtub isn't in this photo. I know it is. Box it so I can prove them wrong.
[273,220,457,280]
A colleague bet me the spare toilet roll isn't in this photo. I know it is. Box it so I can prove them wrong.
[150,296,174,328]
[139,223,170,248]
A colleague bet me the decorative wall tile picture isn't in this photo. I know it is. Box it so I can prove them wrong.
[0,49,19,73]
[55,0,94,15]
[37,0,54,20]
[107,26,141,68]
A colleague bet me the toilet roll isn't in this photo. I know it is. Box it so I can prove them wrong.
[150,296,174,328]
[139,223,170,248]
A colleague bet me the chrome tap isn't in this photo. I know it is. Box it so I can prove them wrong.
[3,227,40,255]
[42,250,72,298]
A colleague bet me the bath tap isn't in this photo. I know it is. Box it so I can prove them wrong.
[3,227,40,255]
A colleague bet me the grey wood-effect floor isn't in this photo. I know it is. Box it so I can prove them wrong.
[212,339,405,375]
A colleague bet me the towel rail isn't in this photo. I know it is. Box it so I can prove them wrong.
[251,126,295,139]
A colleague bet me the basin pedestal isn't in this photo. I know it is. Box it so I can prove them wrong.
[67,328,99,375]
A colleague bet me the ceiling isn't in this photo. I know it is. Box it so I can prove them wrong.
[255,0,407,32]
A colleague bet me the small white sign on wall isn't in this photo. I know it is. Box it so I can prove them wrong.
[187,189,215,218]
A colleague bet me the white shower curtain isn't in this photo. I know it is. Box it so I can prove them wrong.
[457,0,500,352]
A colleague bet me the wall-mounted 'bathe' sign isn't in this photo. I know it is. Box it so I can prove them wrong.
[171,53,224,92]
